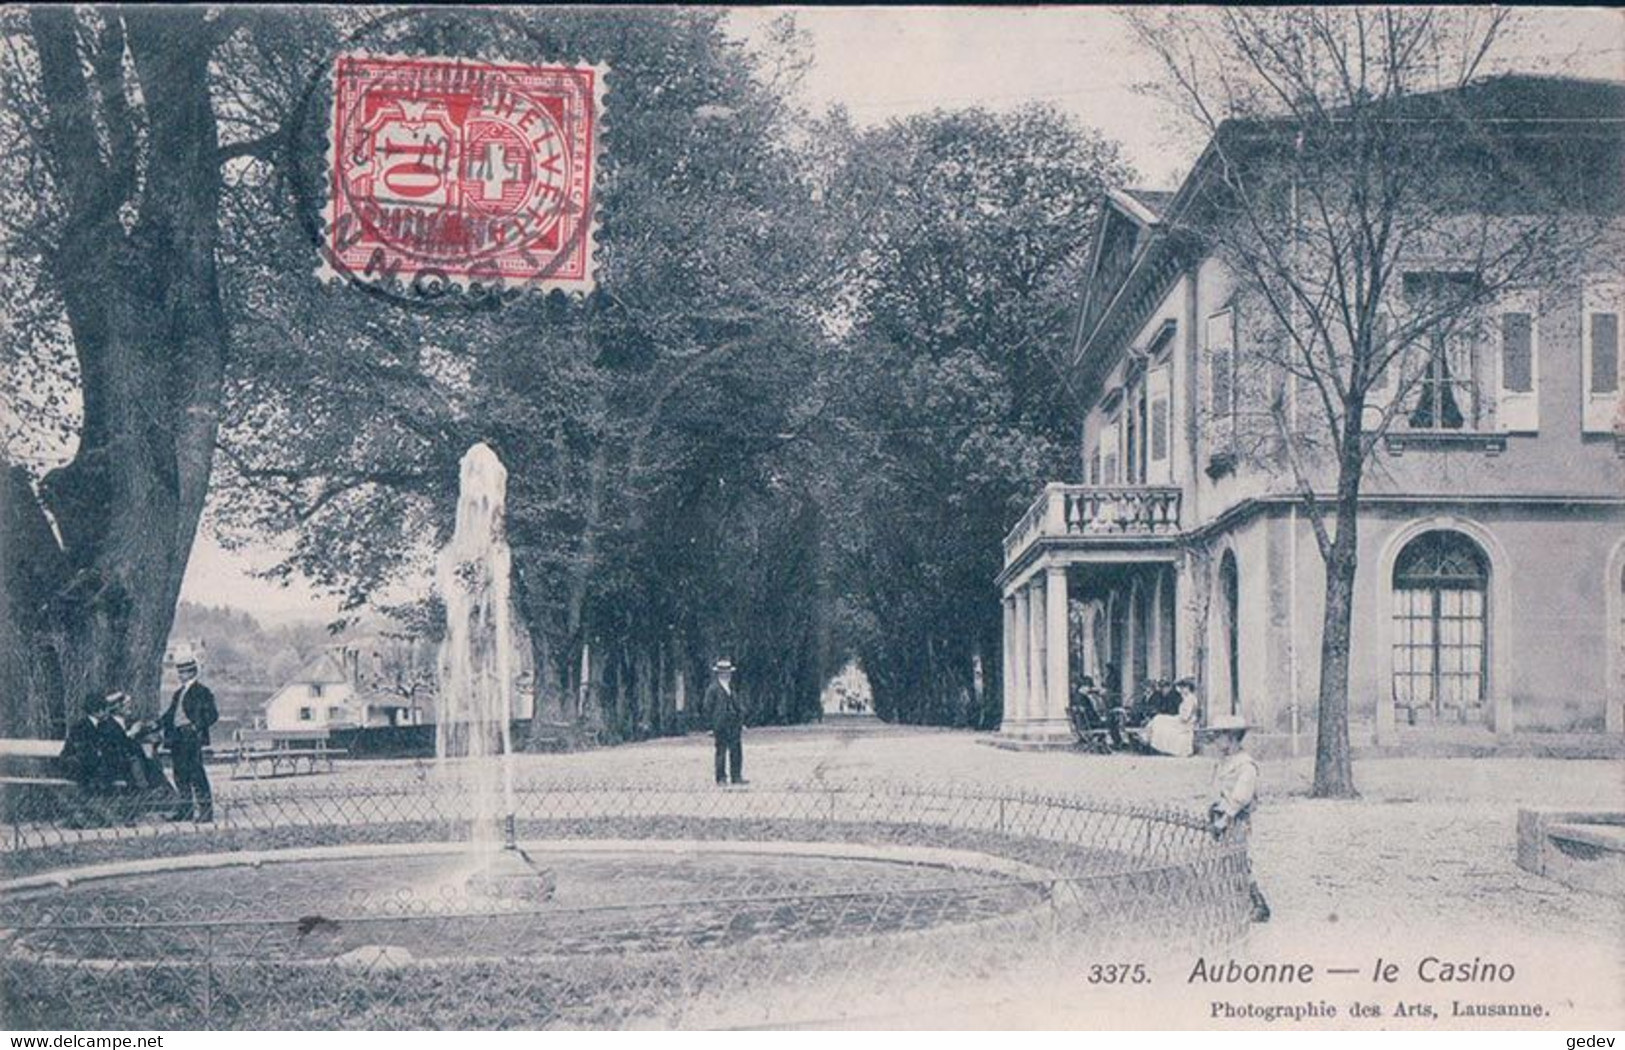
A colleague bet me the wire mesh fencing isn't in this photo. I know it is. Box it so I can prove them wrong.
[2,774,1253,1028]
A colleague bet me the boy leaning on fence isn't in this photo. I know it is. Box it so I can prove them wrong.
[1200,713,1271,924]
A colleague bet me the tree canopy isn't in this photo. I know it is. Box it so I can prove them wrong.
[2,7,1134,741]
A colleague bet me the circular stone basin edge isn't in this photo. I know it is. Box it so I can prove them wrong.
[0,837,1057,896]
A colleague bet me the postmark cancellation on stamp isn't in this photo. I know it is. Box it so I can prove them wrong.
[323,53,604,295]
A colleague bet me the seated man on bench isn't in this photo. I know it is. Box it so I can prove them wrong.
[58,693,117,827]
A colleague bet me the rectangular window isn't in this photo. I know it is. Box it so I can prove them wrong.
[1584,280,1623,433]
[298,706,313,721]
[310,683,324,698]
[1408,331,1480,432]
[1401,272,1488,433]
[327,705,346,720]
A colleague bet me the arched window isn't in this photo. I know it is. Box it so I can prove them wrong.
[1392,531,1489,725]
[1219,551,1240,716]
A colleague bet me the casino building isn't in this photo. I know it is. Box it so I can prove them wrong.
[996,75,1625,747]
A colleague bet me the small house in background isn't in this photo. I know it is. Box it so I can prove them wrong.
[263,643,428,732]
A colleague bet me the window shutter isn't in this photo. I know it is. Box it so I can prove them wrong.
[1147,363,1172,483]
[1495,290,1538,432]
[1101,412,1120,484]
[1361,311,1395,432]
[1207,310,1235,439]
[1592,315,1620,393]
[1451,329,1482,430]
[1583,280,1623,433]
[1500,314,1533,392]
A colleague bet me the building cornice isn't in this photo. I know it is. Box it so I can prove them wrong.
[1186,491,1625,544]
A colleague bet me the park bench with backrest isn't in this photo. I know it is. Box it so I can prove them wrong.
[0,739,86,833]
[527,719,601,753]
[223,728,347,779]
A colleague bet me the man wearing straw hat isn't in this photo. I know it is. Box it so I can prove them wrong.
[705,657,747,786]
[159,657,219,823]
[1200,713,1271,923]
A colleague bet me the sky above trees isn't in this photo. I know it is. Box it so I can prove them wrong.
[729,7,1623,186]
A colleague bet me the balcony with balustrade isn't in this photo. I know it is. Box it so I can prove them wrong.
[1001,483,1183,575]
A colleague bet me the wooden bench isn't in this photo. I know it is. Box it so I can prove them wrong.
[224,729,347,779]
[526,720,601,753]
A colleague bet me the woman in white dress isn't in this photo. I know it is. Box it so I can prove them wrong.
[1146,677,1200,757]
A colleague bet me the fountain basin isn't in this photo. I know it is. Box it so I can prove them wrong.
[3,838,1052,963]
[462,846,558,903]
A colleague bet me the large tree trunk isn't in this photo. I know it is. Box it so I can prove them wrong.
[1312,539,1359,797]
[1311,440,1365,798]
[19,9,228,727]
[1,464,72,735]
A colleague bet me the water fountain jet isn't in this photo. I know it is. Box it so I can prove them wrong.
[436,442,554,902]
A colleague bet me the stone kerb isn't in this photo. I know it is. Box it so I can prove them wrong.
[1516,807,1625,898]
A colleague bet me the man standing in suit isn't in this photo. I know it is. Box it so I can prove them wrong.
[705,658,746,786]
[160,657,219,823]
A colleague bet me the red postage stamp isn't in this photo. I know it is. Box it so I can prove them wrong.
[324,54,603,294]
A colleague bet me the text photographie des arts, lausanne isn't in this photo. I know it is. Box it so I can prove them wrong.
[0,4,1622,1034]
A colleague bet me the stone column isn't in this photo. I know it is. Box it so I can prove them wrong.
[1012,586,1031,735]
[1123,581,1139,704]
[1175,555,1202,687]
[1027,578,1046,735]
[1001,594,1017,730]
[1039,564,1071,739]
[1149,568,1166,680]
[1077,599,1101,684]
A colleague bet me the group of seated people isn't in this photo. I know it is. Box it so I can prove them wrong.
[1068,671,1201,757]
[57,691,175,826]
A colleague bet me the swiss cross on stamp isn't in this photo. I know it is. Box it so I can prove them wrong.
[325,54,603,294]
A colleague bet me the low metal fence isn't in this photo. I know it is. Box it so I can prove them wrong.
[2,774,1251,1028]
